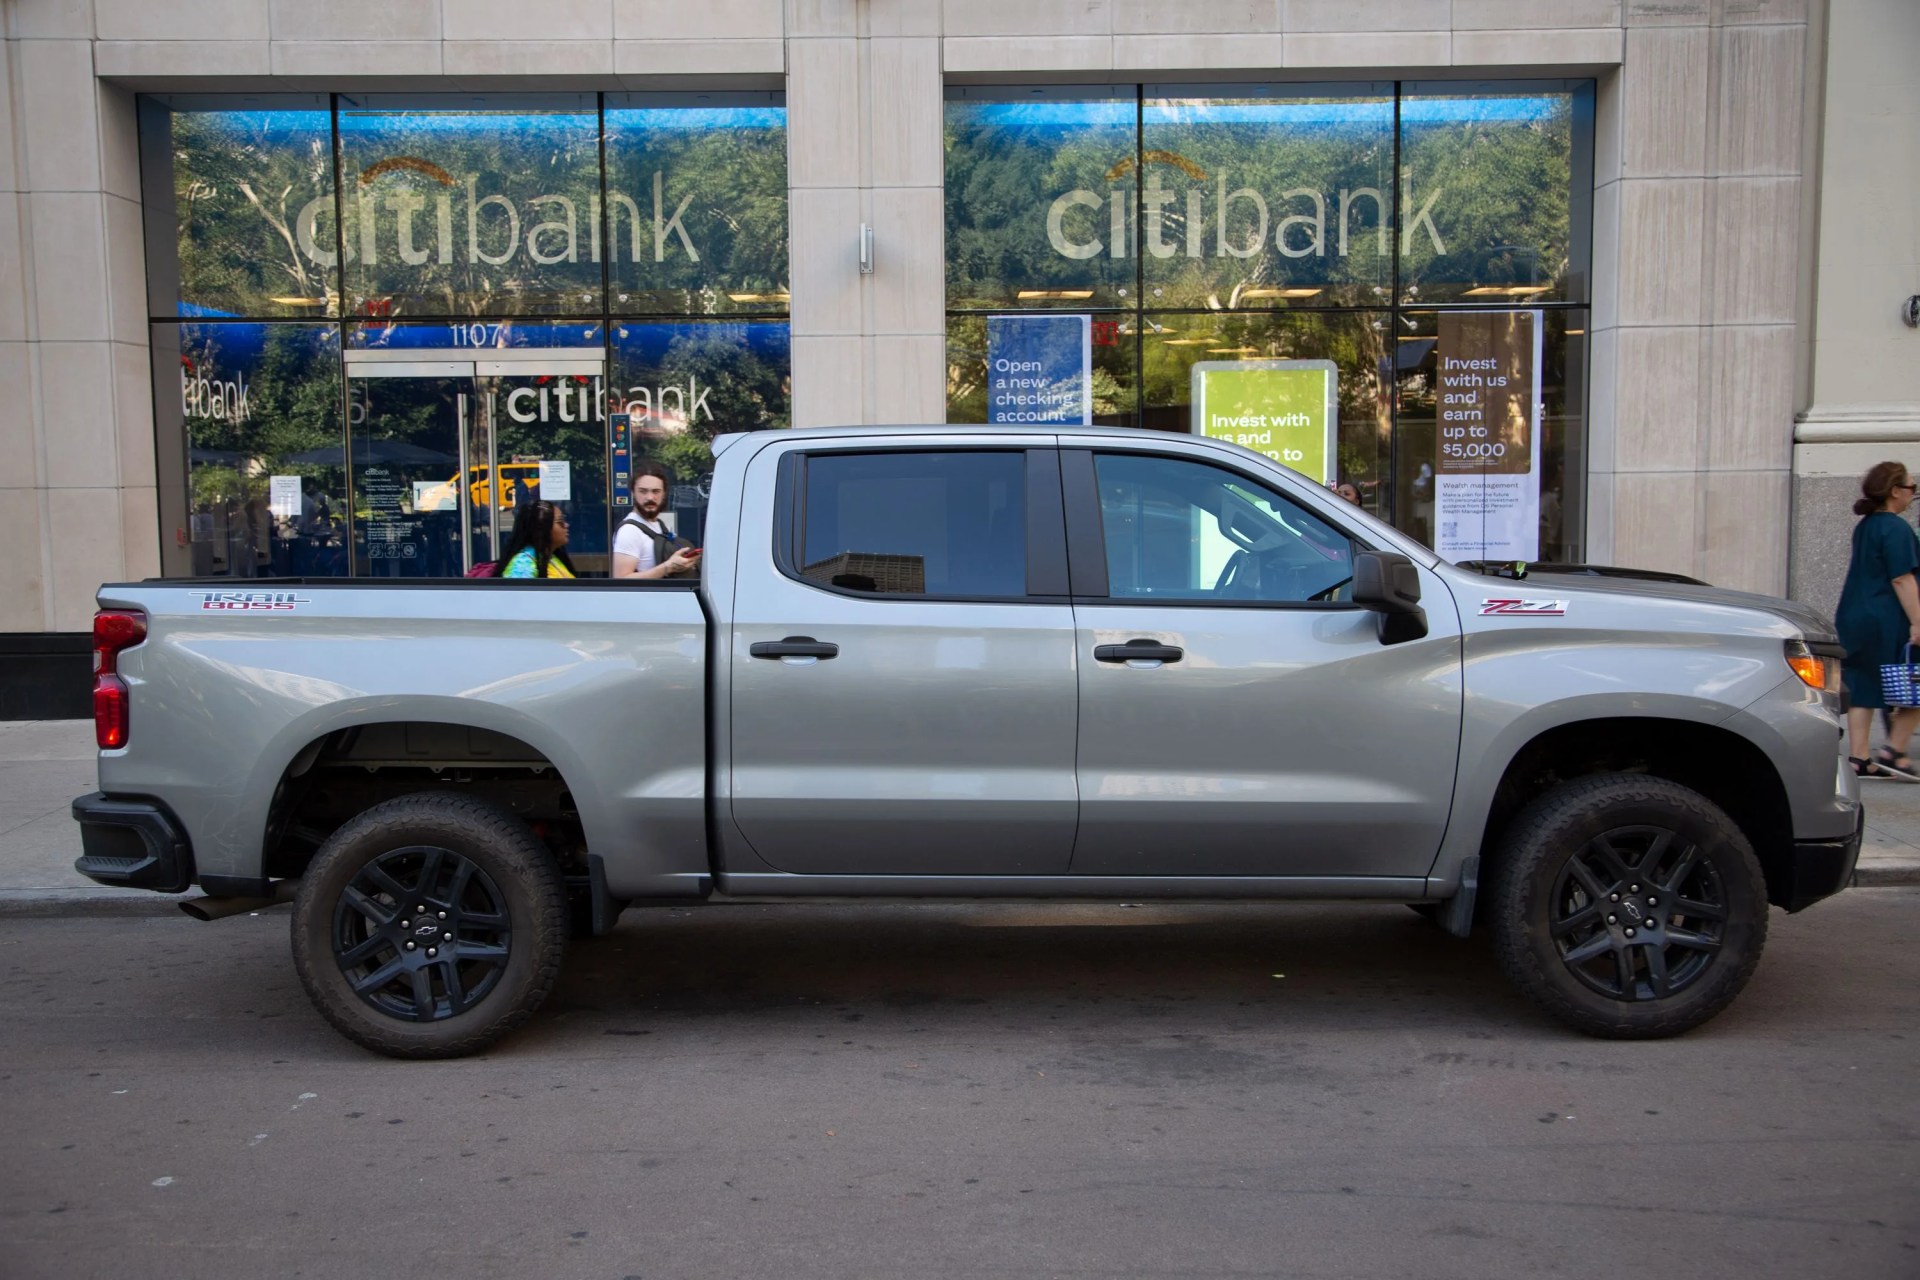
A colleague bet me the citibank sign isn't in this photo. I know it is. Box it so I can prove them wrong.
[1044,168,1447,260]
[291,159,703,269]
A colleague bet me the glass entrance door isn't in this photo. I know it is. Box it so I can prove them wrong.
[346,351,606,576]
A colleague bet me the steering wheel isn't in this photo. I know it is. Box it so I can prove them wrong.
[1214,549,1252,597]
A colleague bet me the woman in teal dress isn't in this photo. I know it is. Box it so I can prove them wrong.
[1835,461,1920,778]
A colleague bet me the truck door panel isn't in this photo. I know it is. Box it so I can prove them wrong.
[1064,448,1463,878]
[726,444,1078,876]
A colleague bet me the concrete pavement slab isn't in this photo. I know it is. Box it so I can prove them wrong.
[1,719,1916,914]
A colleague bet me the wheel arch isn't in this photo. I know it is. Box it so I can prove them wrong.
[254,702,600,884]
[1469,716,1797,911]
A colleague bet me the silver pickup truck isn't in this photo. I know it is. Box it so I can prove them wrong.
[73,425,1862,1058]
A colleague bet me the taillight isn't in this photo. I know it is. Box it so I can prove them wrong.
[93,610,146,750]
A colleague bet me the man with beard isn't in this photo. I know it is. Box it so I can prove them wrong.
[612,461,700,580]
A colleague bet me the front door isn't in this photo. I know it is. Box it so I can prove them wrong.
[726,442,1080,877]
[1063,446,1464,879]
[345,348,607,575]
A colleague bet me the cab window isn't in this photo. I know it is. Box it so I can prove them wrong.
[1094,453,1354,603]
[798,451,1028,598]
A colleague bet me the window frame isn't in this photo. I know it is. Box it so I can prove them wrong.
[773,446,1070,604]
[1061,447,1368,611]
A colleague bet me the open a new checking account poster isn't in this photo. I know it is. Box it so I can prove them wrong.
[1191,361,1339,486]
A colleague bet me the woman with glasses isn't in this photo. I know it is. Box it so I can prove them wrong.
[497,500,576,580]
[1836,461,1920,778]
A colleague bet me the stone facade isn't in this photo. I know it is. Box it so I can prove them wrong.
[0,0,1877,636]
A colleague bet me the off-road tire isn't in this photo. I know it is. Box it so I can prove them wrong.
[1489,773,1768,1039]
[291,792,568,1059]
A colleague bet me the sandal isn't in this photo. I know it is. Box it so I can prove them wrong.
[1873,746,1920,781]
[1851,756,1895,780]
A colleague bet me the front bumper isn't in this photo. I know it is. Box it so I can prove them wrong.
[1766,804,1864,913]
[71,792,194,893]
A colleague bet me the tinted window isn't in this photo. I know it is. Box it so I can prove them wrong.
[1094,454,1353,603]
[800,452,1027,597]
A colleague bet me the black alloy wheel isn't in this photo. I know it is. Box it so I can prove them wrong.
[1547,824,1727,1003]
[333,845,513,1023]
[292,792,568,1059]
[1490,773,1767,1039]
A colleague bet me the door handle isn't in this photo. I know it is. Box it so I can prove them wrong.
[750,636,840,660]
[1094,640,1184,664]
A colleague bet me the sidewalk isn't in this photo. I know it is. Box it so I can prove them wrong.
[2,719,1916,915]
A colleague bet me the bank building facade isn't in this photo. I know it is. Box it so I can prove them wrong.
[0,0,1911,713]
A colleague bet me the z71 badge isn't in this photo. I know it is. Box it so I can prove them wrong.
[192,590,310,612]
[1480,598,1568,616]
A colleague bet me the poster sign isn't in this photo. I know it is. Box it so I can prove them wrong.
[412,480,455,512]
[537,459,572,502]
[610,413,632,508]
[1433,311,1542,562]
[986,314,1091,424]
[1191,360,1338,484]
[268,475,301,520]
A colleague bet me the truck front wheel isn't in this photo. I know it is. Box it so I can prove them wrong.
[290,793,568,1059]
[1489,773,1768,1039]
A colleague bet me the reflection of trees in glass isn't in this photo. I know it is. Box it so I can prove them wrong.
[339,107,603,317]
[946,97,1137,309]
[170,110,336,317]
[614,322,790,480]
[1140,96,1394,308]
[607,105,789,314]
[1399,94,1575,300]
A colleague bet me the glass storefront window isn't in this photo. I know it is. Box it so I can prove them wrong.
[1140,86,1393,310]
[139,96,338,319]
[945,87,1139,311]
[610,319,791,547]
[140,93,792,578]
[152,322,346,576]
[335,94,603,318]
[1398,82,1594,305]
[606,94,790,316]
[945,81,1592,563]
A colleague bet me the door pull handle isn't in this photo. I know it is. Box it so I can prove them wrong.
[750,637,840,660]
[1093,640,1183,664]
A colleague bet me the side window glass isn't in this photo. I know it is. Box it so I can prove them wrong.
[1094,454,1354,603]
[799,452,1027,597]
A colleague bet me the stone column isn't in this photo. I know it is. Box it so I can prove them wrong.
[2,0,158,635]
[785,0,946,428]
[1592,0,1807,594]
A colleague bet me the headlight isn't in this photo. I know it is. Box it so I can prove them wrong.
[1785,639,1842,695]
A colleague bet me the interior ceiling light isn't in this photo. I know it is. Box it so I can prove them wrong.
[1462,285,1552,296]
[1239,287,1324,299]
[1160,338,1208,345]
[727,292,790,303]
[1015,289,1094,300]
[1207,346,1260,354]
[268,297,327,307]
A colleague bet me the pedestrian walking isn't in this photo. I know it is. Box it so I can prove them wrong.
[1835,460,1920,778]
[497,500,576,579]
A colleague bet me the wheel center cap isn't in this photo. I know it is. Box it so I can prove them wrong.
[1619,899,1646,925]
[411,920,441,943]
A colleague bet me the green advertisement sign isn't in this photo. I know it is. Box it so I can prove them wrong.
[1191,360,1338,485]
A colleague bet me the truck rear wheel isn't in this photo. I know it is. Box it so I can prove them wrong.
[1489,773,1767,1039]
[290,793,567,1059]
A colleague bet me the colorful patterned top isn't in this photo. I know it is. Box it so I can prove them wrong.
[500,548,575,579]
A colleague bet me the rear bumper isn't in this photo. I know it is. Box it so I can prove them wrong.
[71,792,194,894]
[1768,805,1863,913]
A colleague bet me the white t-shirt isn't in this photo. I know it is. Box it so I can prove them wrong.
[614,515,670,573]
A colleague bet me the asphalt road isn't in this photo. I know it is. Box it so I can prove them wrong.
[2,893,1915,1280]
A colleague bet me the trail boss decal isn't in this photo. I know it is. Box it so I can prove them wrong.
[192,591,311,612]
[1480,598,1568,617]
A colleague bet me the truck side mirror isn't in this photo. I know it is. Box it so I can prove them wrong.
[1352,550,1428,645]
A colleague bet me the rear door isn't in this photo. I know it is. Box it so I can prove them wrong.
[1063,445,1463,878]
[726,441,1079,876]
